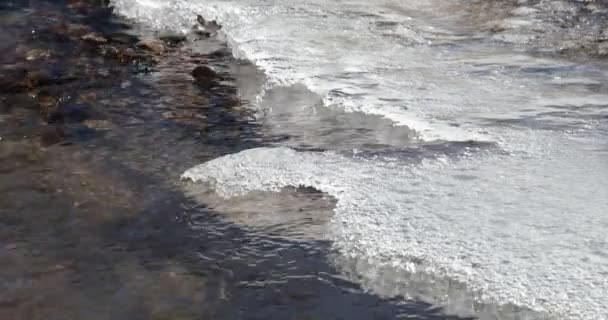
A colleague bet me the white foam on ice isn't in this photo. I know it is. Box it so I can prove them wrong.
[182,139,608,319]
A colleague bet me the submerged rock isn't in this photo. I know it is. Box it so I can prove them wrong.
[191,66,219,88]
[25,48,51,61]
[81,32,108,44]
[136,39,165,55]
[37,93,59,117]
[223,96,241,108]
[23,70,52,89]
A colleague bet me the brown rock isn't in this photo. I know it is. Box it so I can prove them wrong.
[191,65,219,88]
[66,23,92,37]
[24,70,51,89]
[81,32,108,44]
[136,39,165,55]
[223,96,241,108]
[25,48,51,61]
[38,94,59,118]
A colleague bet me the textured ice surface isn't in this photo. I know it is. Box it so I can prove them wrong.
[111,0,606,143]
[183,141,608,320]
[112,0,608,143]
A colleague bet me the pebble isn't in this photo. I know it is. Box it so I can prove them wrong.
[136,39,165,55]
[81,32,108,44]
[25,48,51,61]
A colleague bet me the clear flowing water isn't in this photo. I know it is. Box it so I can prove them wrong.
[112,0,608,319]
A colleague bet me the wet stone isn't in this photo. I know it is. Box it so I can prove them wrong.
[222,96,241,108]
[65,23,92,37]
[23,70,52,89]
[191,66,219,88]
[136,39,165,55]
[25,48,51,61]
[81,32,107,44]
[37,94,59,117]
